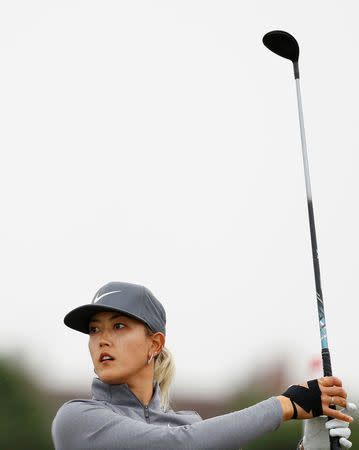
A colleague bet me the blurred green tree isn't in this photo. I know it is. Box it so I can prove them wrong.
[0,356,55,449]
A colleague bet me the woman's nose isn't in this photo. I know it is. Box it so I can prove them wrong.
[99,329,112,346]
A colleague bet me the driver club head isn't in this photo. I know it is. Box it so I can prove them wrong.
[262,30,300,63]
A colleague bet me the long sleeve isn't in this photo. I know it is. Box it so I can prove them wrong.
[51,396,283,449]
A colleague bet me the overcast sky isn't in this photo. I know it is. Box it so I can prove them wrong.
[1,0,358,402]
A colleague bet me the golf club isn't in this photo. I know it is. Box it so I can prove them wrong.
[262,30,340,450]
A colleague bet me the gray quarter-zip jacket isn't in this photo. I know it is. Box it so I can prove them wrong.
[51,377,283,449]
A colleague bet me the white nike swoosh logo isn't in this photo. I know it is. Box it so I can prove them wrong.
[93,290,122,303]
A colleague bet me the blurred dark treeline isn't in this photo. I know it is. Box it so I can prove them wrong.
[0,356,66,449]
[1,356,358,449]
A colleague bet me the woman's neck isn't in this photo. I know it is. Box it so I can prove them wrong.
[126,373,155,406]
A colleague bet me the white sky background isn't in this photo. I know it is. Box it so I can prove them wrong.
[1,1,358,402]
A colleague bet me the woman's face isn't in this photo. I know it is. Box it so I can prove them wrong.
[88,311,156,385]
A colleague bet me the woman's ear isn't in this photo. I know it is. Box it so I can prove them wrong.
[151,332,165,355]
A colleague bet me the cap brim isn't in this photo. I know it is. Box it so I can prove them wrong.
[64,304,151,334]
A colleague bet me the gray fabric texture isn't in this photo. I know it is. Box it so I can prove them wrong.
[52,377,283,449]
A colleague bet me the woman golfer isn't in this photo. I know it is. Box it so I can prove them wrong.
[52,281,355,449]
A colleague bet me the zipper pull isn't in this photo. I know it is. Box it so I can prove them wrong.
[144,405,149,419]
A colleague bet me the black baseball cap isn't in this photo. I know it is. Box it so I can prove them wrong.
[64,281,166,336]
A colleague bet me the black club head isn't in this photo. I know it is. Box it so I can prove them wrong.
[262,30,299,63]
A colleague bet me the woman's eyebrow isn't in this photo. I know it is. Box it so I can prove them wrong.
[89,313,126,324]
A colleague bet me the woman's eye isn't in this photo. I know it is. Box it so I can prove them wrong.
[89,323,124,333]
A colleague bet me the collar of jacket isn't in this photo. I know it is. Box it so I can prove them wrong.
[91,377,162,410]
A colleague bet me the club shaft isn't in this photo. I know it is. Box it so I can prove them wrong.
[294,79,340,450]
[295,79,331,367]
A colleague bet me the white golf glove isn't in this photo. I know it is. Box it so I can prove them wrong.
[302,402,357,450]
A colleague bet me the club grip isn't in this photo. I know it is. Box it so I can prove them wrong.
[329,408,341,450]
[321,349,341,449]
[322,348,332,377]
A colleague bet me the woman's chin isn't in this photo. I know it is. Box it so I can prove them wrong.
[97,369,123,384]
